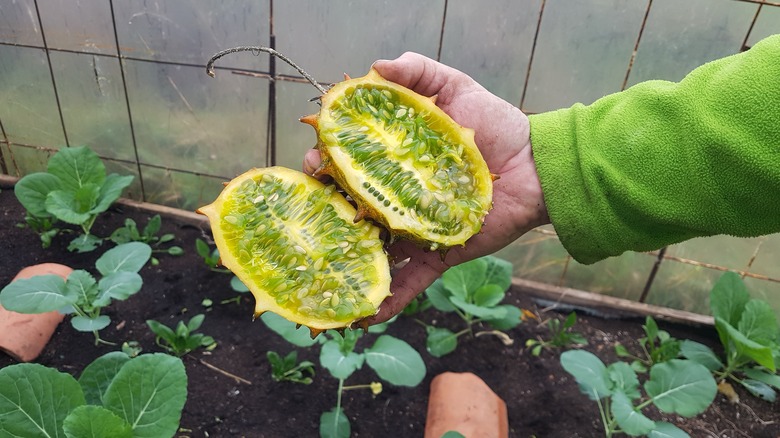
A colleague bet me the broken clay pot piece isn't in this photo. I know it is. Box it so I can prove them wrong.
[424,372,509,438]
[0,263,72,362]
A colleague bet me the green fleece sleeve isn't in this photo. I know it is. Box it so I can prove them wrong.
[528,34,780,265]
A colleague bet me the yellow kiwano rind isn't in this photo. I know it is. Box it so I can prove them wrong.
[197,167,391,331]
[303,69,494,250]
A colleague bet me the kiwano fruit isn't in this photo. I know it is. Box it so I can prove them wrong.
[200,54,494,332]
[301,69,493,251]
[197,167,391,333]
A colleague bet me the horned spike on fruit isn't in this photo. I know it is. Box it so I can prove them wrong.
[312,161,333,179]
[357,318,370,334]
[354,206,369,223]
[490,173,500,182]
[430,94,438,104]
[299,114,318,127]
[343,73,351,80]
[252,310,265,321]
[295,323,302,330]
[308,327,325,339]
[222,181,229,187]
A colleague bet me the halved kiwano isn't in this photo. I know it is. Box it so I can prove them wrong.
[197,167,391,332]
[302,69,494,251]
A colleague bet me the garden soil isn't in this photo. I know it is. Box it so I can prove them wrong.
[1,187,778,438]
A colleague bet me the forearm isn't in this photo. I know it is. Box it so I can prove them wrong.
[528,35,780,264]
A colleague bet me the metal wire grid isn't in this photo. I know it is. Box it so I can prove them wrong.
[0,0,778,303]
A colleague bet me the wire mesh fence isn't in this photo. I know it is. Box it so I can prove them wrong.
[1,0,778,315]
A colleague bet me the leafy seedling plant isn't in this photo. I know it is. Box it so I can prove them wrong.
[421,255,522,357]
[14,146,134,252]
[267,350,316,384]
[146,313,217,357]
[614,316,681,373]
[195,238,252,304]
[525,312,587,356]
[0,352,187,438]
[109,214,184,265]
[0,242,152,345]
[561,350,717,437]
[261,312,426,438]
[680,272,780,402]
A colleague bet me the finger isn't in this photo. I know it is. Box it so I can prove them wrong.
[368,254,448,324]
[372,52,467,98]
[302,149,321,175]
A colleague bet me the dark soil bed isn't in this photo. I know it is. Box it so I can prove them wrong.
[1,186,778,438]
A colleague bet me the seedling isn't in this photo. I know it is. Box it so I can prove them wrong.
[615,316,681,372]
[146,314,217,357]
[681,272,780,402]
[196,238,229,273]
[0,352,187,438]
[561,350,717,437]
[525,312,587,356]
[267,350,315,384]
[109,214,183,264]
[0,242,152,345]
[261,313,425,438]
[421,255,522,357]
[14,146,134,252]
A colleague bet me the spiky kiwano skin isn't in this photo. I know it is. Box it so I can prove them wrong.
[197,167,391,332]
[302,69,493,250]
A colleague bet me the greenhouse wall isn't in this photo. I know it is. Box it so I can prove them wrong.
[1,0,778,316]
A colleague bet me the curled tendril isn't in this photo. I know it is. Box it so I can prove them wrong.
[206,46,328,94]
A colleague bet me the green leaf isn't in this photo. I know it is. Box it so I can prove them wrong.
[15,172,61,218]
[647,422,690,438]
[320,340,364,380]
[63,405,133,438]
[611,391,655,436]
[450,296,507,320]
[143,215,161,238]
[319,407,350,438]
[441,432,466,438]
[98,272,143,302]
[484,305,522,330]
[740,379,776,402]
[147,319,176,342]
[615,344,631,357]
[0,363,86,438]
[260,312,322,347]
[196,238,211,259]
[710,272,750,327]
[644,359,717,417]
[473,284,505,307]
[607,361,641,400]
[78,352,131,405]
[65,270,99,308]
[187,314,205,332]
[103,354,187,438]
[71,315,111,332]
[425,278,456,312]
[716,317,776,371]
[560,350,611,400]
[442,258,488,300]
[92,174,134,214]
[738,300,779,345]
[47,146,105,192]
[68,234,103,253]
[426,327,459,357]
[482,256,513,292]
[742,368,780,390]
[644,316,659,340]
[46,189,94,224]
[167,246,184,256]
[230,276,250,293]
[0,274,75,313]
[96,242,152,275]
[365,335,426,386]
[679,340,723,371]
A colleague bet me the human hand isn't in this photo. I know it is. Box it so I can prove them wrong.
[303,52,549,323]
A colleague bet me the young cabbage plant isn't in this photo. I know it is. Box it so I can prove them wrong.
[109,214,183,265]
[146,314,217,357]
[614,316,681,372]
[525,312,587,356]
[561,350,717,438]
[14,146,134,252]
[261,313,425,438]
[680,272,780,402]
[0,352,187,438]
[195,238,229,273]
[422,255,521,357]
[0,242,151,345]
[267,350,315,384]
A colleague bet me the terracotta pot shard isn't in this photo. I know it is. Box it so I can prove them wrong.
[424,372,509,438]
[0,263,72,362]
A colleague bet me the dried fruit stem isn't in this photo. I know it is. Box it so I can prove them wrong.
[206,46,327,94]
